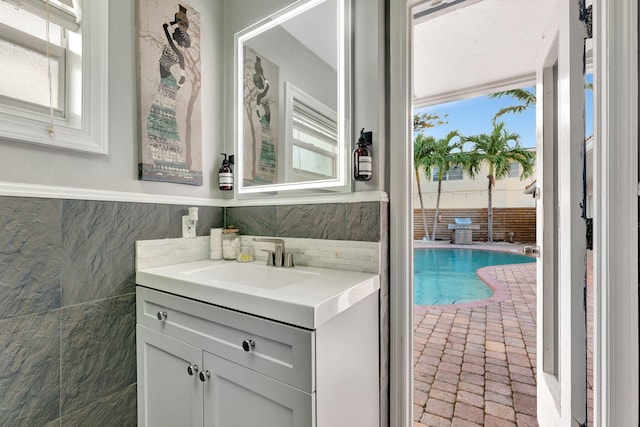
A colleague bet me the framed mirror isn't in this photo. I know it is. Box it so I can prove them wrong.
[234,0,350,195]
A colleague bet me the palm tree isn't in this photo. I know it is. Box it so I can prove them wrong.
[488,88,536,125]
[414,134,432,240]
[413,112,448,241]
[463,122,535,242]
[419,131,473,241]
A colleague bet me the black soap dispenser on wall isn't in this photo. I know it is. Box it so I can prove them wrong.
[219,153,234,191]
[353,128,373,181]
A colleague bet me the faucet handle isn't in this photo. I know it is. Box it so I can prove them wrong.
[254,238,286,267]
[260,249,276,266]
[284,253,295,268]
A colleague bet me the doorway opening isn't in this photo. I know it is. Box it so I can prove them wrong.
[409,1,595,425]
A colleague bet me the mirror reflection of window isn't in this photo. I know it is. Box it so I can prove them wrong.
[235,0,349,194]
[291,102,337,180]
[285,82,338,182]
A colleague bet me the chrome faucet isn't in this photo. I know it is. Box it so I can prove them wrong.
[253,238,294,267]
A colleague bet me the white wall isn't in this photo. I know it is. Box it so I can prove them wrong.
[413,163,537,209]
[0,0,386,201]
[246,27,337,111]
[0,0,225,199]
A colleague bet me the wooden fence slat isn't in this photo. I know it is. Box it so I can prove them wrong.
[413,208,536,243]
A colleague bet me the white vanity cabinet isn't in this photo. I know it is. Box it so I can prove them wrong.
[137,326,204,426]
[136,285,379,427]
[137,326,313,426]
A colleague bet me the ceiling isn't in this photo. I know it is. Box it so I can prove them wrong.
[281,0,338,70]
[412,0,555,107]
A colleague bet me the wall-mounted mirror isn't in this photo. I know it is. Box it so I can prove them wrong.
[234,0,349,194]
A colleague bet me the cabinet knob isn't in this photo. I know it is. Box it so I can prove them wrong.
[199,370,210,382]
[187,364,199,376]
[242,339,255,352]
[156,311,168,321]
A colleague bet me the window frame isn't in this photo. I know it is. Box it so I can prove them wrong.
[0,0,108,154]
[0,19,67,116]
[508,162,520,178]
[432,164,463,181]
[284,81,339,183]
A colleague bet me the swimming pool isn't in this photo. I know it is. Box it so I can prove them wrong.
[414,249,534,306]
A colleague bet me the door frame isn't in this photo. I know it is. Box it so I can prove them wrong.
[535,0,588,423]
[388,1,639,426]
[388,2,414,425]
[592,1,639,425]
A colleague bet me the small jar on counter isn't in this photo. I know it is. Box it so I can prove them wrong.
[237,242,254,263]
[222,228,240,260]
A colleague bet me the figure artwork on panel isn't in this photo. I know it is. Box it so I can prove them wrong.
[243,46,279,185]
[138,1,203,185]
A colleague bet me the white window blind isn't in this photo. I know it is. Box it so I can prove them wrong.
[3,0,81,30]
[291,100,338,179]
[0,0,109,154]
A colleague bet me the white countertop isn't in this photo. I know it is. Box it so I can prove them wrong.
[136,260,380,329]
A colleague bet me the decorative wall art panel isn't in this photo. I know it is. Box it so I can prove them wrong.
[243,46,279,186]
[138,1,203,185]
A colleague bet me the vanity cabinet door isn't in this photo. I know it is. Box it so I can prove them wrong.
[137,286,315,392]
[202,351,314,427]
[137,325,204,427]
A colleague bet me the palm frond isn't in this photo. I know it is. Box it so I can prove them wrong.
[488,88,536,103]
[413,112,449,132]
[414,130,469,181]
[491,105,529,123]
[489,88,536,124]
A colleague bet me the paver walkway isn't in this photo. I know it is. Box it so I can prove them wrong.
[413,244,593,427]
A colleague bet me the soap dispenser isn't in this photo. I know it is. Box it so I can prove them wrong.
[353,128,373,181]
[219,153,234,191]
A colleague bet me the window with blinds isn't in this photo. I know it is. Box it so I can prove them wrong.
[285,82,338,182]
[291,101,338,179]
[0,0,79,115]
[0,0,108,153]
[508,162,520,178]
[432,165,463,181]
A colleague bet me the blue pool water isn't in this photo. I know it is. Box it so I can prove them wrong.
[414,249,534,306]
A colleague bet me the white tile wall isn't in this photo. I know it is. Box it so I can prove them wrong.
[247,236,380,274]
[135,237,209,270]
[135,236,380,274]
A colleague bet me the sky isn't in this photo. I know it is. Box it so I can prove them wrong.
[414,75,594,150]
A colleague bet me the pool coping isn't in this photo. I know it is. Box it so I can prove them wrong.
[413,245,536,310]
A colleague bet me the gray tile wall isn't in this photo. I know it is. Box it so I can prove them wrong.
[226,201,381,242]
[0,197,223,426]
[0,196,384,426]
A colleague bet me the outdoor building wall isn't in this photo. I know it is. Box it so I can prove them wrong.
[413,158,537,210]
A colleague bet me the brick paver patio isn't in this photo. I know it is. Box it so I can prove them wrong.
[413,243,593,427]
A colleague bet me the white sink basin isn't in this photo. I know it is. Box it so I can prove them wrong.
[136,260,380,329]
[180,262,317,289]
